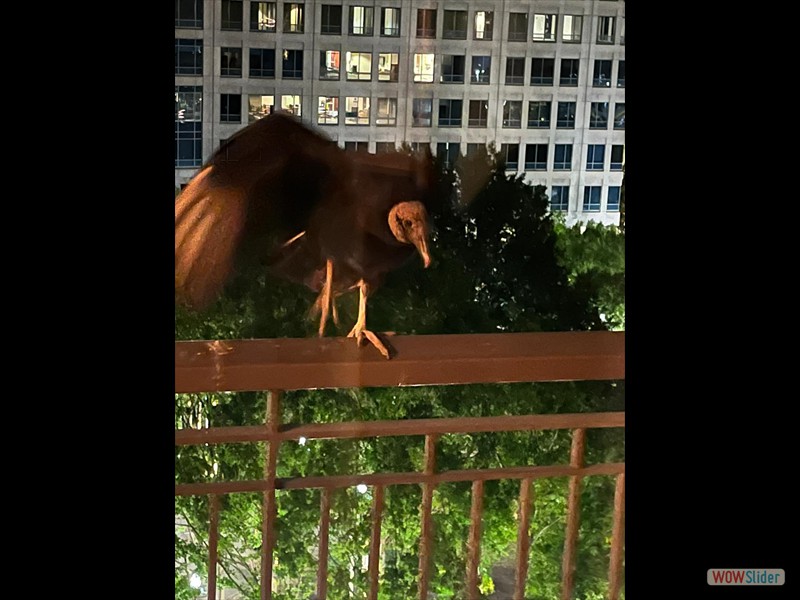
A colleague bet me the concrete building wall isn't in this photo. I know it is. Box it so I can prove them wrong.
[175,0,625,226]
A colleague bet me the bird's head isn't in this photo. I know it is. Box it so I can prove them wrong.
[388,201,432,268]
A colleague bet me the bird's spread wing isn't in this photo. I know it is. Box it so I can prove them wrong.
[175,113,347,310]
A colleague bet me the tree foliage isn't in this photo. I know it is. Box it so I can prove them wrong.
[175,146,625,599]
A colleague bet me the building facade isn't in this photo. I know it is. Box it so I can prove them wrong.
[175,0,625,225]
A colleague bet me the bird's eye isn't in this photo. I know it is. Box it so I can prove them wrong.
[403,219,412,228]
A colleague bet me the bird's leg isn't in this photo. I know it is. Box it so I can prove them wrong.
[347,280,391,359]
[317,259,334,337]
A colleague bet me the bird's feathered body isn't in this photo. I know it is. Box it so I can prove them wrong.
[175,112,435,355]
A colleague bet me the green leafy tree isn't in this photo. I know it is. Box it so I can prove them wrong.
[176,145,624,599]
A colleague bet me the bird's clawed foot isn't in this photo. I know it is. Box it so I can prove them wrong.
[347,323,392,359]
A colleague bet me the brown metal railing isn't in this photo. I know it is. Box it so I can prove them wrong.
[175,331,625,600]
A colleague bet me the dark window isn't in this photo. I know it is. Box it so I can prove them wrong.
[250,2,277,31]
[531,58,554,85]
[525,144,548,170]
[474,10,493,40]
[593,60,612,87]
[376,141,396,153]
[560,59,579,86]
[381,7,400,36]
[282,49,303,79]
[175,39,203,75]
[175,0,203,28]
[466,143,485,157]
[614,103,625,129]
[527,101,551,128]
[587,145,605,170]
[437,142,460,168]
[319,50,340,80]
[345,141,369,152]
[438,99,463,127]
[501,143,519,170]
[250,48,276,78]
[441,55,465,83]
[221,0,243,30]
[416,9,437,38]
[617,60,625,88]
[505,57,525,85]
[590,102,609,128]
[443,10,467,39]
[508,13,528,41]
[471,56,491,84]
[554,145,572,170]
[607,187,621,212]
[502,100,522,128]
[320,4,342,34]
[557,102,576,128]
[412,98,433,127]
[221,47,242,77]
[610,145,624,171]
[349,6,374,36]
[468,100,488,127]
[550,185,569,211]
[583,186,601,212]
[220,94,242,123]
[284,3,304,33]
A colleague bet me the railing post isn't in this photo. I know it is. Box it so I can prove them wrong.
[466,480,485,599]
[514,478,534,600]
[608,473,625,600]
[561,428,586,600]
[261,390,282,600]
[418,434,438,599]
[367,484,385,600]
[317,488,332,599]
[208,494,220,600]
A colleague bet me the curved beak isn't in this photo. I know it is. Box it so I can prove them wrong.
[413,236,432,268]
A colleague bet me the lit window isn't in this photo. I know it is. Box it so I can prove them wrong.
[319,50,340,80]
[280,94,302,116]
[533,14,557,42]
[583,186,601,212]
[474,11,493,40]
[284,2,304,33]
[249,95,274,122]
[550,185,569,211]
[598,16,615,44]
[378,53,399,82]
[471,56,491,84]
[250,49,276,78]
[349,6,374,36]
[381,7,400,36]
[527,101,551,129]
[502,100,522,128]
[562,15,582,42]
[346,52,372,81]
[345,96,370,125]
[412,98,433,127]
[413,53,434,82]
[553,145,572,170]
[376,98,397,126]
[317,96,338,125]
[250,2,276,31]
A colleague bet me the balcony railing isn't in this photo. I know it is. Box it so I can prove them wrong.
[175,331,625,600]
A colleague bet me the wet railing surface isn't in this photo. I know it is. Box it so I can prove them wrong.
[175,331,625,600]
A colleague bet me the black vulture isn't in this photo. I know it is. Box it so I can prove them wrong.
[175,112,436,358]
